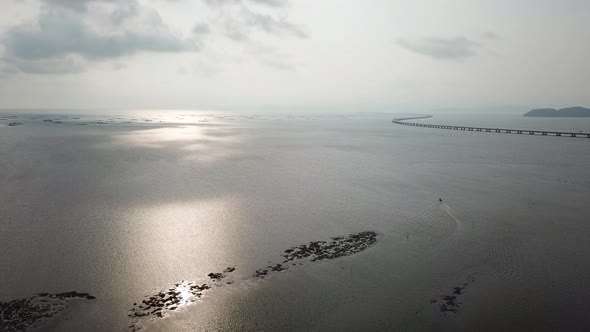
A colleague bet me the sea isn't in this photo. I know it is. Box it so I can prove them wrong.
[1,110,590,331]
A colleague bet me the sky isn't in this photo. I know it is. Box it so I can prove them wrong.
[0,0,588,112]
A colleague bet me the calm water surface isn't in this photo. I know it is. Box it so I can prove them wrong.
[1,111,590,331]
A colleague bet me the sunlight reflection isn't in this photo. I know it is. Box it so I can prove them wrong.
[175,281,194,307]
[127,197,246,281]
[120,126,209,146]
[122,110,236,125]
[111,124,242,162]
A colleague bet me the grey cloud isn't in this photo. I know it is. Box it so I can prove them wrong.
[245,11,307,38]
[2,10,194,74]
[44,1,150,27]
[193,23,211,35]
[481,31,499,40]
[112,62,127,70]
[219,9,307,42]
[3,55,86,74]
[208,2,306,70]
[203,0,286,6]
[203,0,240,6]
[185,0,306,41]
[5,12,191,60]
[249,0,286,6]
[223,19,249,41]
[109,2,140,25]
[2,0,300,75]
[42,0,123,12]
[397,36,481,59]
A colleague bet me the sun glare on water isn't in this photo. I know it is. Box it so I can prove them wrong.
[175,281,194,307]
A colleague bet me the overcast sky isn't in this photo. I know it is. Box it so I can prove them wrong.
[0,0,588,112]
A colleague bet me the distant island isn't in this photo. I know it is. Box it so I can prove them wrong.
[524,106,590,117]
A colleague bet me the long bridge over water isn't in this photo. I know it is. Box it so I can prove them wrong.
[393,115,590,138]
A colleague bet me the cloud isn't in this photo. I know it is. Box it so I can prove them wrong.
[222,18,250,41]
[5,13,191,60]
[202,0,240,6]
[109,2,141,25]
[249,0,286,7]
[204,0,287,7]
[244,11,307,38]
[41,0,123,12]
[481,31,499,40]
[3,54,87,74]
[1,2,196,74]
[397,36,481,59]
[1,0,303,75]
[205,2,306,70]
[192,23,211,35]
[202,0,303,40]
[215,7,306,42]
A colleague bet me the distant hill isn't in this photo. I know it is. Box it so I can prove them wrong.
[524,107,590,117]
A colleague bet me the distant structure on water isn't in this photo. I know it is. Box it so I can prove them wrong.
[392,115,590,138]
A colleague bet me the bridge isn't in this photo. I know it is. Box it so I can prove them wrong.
[393,115,590,138]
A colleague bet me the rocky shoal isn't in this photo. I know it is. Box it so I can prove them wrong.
[0,291,96,332]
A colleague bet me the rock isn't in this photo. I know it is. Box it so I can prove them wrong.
[432,280,473,314]
[0,291,96,331]
[207,272,224,281]
[130,231,380,327]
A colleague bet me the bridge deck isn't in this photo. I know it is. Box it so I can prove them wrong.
[393,116,590,138]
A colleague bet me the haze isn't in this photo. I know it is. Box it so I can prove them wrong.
[0,0,589,111]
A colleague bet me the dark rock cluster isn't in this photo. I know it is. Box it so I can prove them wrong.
[430,276,475,314]
[0,291,96,332]
[254,263,288,278]
[128,282,211,320]
[42,119,63,124]
[128,231,378,330]
[207,273,224,281]
[254,231,378,278]
[438,294,460,313]
[128,267,236,324]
